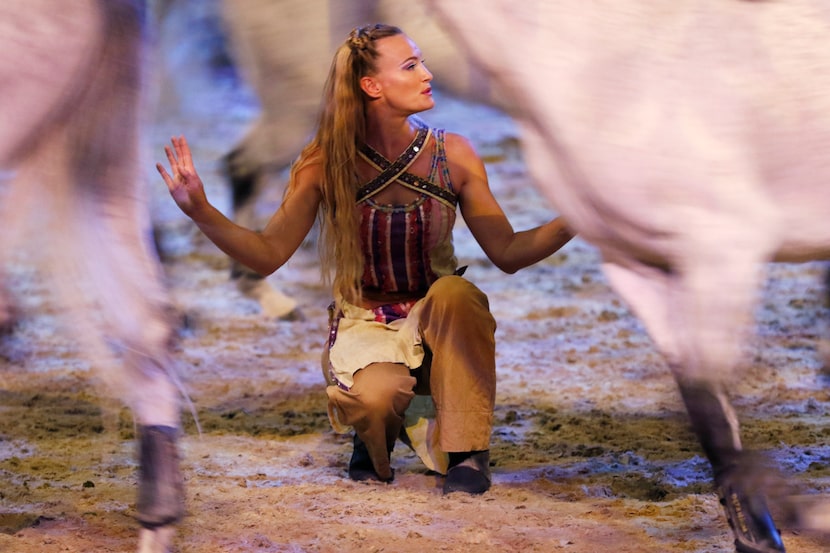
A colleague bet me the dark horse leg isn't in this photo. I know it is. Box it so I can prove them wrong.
[677,379,785,553]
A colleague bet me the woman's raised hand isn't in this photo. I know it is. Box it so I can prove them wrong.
[156,135,208,218]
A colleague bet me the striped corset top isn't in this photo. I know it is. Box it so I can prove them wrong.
[356,126,459,296]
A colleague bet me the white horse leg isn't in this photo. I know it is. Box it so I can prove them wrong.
[604,250,787,553]
[603,258,744,475]
[81,166,186,548]
[121,351,183,553]
[672,270,786,553]
[55,163,186,551]
[65,2,185,545]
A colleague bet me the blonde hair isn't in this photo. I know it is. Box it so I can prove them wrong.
[289,23,403,305]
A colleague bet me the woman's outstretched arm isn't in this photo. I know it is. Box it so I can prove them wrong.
[157,135,321,276]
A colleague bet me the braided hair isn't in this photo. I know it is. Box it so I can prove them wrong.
[288,23,403,305]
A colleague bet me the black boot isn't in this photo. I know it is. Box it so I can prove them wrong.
[136,425,185,528]
[678,381,784,553]
[443,450,491,495]
[348,434,393,483]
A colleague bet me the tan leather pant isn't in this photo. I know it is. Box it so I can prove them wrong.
[326,275,497,480]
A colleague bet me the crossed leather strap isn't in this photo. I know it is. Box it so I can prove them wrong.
[356,120,457,208]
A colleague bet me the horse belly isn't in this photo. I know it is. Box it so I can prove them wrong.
[431,0,830,266]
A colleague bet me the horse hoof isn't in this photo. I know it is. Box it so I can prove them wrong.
[717,469,786,553]
[136,425,185,529]
[137,525,176,553]
[238,277,303,320]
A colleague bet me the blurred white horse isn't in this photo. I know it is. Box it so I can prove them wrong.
[168,0,507,318]
[0,1,183,551]
[428,1,830,552]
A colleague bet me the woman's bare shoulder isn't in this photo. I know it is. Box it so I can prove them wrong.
[291,153,324,190]
[440,131,486,188]
[442,130,478,156]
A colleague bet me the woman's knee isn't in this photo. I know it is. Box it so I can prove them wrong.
[426,275,489,311]
[351,364,416,417]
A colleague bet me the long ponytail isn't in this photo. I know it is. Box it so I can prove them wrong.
[287,23,403,305]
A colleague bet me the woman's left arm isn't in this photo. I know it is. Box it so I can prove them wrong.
[449,133,574,274]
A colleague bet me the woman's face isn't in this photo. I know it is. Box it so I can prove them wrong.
[367,34,434,114]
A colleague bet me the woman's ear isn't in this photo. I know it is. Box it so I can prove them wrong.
[360,76,382,99]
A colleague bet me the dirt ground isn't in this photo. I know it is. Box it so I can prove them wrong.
[3,5,830,552]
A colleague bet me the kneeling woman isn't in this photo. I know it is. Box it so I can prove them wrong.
[158,23,573,494]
